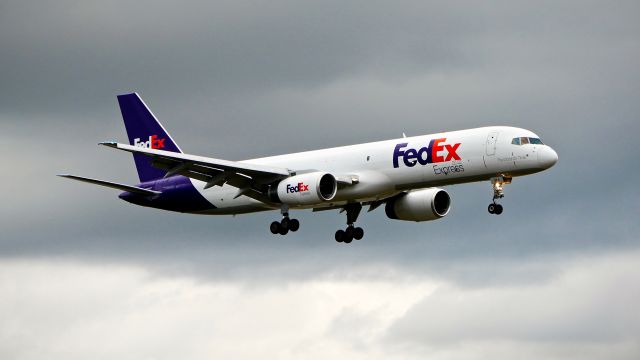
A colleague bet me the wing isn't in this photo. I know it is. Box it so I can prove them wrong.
[99,142,291,203]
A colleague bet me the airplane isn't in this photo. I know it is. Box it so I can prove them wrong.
[59,93,558,243]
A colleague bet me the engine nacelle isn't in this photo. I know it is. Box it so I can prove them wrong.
[274,172,337,205]
[385,188,450,222]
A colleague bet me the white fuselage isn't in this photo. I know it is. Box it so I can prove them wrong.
[190,126,557,214]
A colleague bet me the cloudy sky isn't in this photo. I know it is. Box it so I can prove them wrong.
[1,0,639,359]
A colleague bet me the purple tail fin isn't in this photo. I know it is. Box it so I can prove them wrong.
[117,93,182,182]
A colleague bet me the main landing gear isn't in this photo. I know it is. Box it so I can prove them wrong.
[488,176,511,215]
[270,206,300,235]
[335,203,364,244]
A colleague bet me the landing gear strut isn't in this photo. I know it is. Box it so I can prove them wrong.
[270,205,300,235]
[488,176,511,215]
[335,203,364,244]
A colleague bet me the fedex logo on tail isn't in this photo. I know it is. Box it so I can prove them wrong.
[134,135,166,149]
[286,182,310,193]
[393,138,461,168]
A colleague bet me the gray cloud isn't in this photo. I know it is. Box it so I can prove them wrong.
[1,0,638,277]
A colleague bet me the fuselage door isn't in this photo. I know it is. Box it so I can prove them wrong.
[486,131,499,156]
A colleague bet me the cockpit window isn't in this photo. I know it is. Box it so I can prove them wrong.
[512,137,544,145]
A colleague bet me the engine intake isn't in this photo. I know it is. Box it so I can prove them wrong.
[273,172,337,205]
[385,188,450,222]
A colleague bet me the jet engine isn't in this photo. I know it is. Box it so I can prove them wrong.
[385,188,450,222]
[272,172,338,205]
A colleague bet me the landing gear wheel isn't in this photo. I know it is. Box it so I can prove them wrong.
[289,218,300,232]
[353,227,364,240]
[334,203,362,244]
[488,203,503,215]
[270,205,296,236]
[270,221,281,234]
[342,226,354,243]
[488,204,496,214]
[280,217,290,230]
[345,226,354,238]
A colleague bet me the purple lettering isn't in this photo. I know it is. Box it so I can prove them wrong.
[393,143,408,168]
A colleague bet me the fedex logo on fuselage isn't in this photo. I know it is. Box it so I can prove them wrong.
[393,138,461,168]
[286,182,310,193]
[134,135,166,149]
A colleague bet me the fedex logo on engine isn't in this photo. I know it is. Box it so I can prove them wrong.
[134,135,166,149]
[286,182,310,193]
[393,138,461,168]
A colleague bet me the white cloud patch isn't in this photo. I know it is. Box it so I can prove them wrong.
[385,251,640,359]
[0,259,431,360]
[2,251,639,360]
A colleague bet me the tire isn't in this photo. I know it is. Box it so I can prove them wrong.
[335,230,345,242]
[488,204,496,214]
[343,227,354,243]
[270,221,281,234]
[345,226,354,238]
[353,227,364,240]
[289,218,300,232]
[280,217,290,230]
[279,226,289,235]
[495,204,503,215]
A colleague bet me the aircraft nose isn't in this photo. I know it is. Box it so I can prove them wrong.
[538,146,558,169]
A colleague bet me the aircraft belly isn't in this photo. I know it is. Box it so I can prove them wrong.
[188,179,273,213]
[196,205,271,215]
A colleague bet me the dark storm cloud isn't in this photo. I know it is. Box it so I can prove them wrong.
[2,0,636,119]
[0,0,470,116]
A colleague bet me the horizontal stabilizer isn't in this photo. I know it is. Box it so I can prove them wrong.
[57,174,160,196]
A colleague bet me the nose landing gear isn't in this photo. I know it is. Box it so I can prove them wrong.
[488,176,511,215]
[335,203,364,244]
[269,206,300,235]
